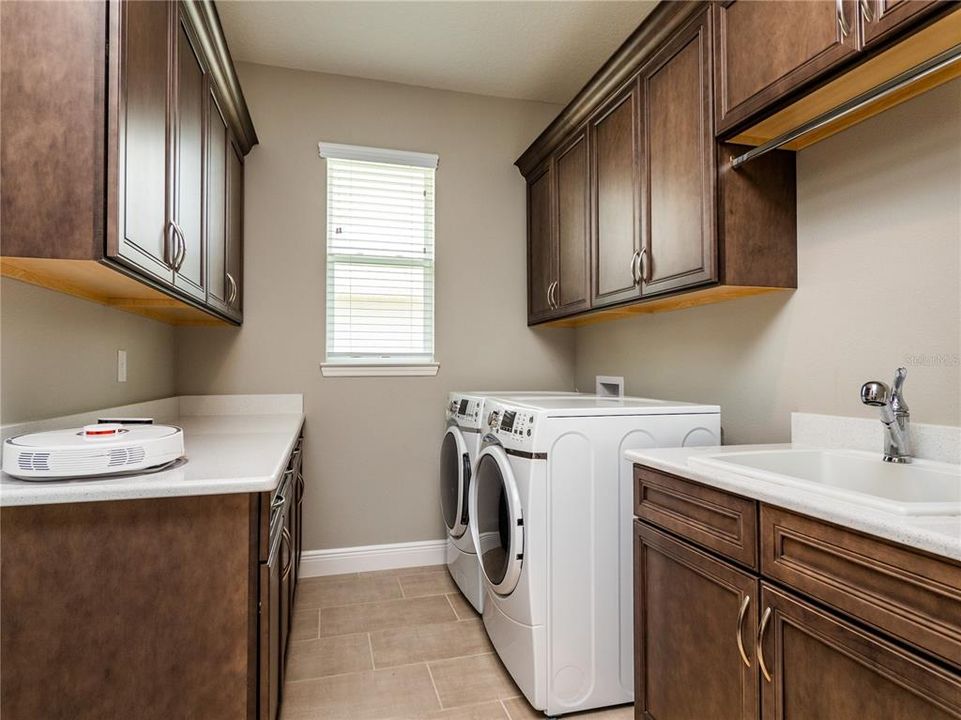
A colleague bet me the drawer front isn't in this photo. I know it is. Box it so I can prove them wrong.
[258,438,302,562]
[634,465,758,568]
[761,505,961,669]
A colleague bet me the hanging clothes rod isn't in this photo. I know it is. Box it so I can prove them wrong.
[731,41,961,170]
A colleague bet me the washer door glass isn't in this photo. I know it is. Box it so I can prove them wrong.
[472,445,523,595]
[440,426,470,537]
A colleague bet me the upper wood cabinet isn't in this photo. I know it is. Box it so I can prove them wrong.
[526,162,555,323]
[0,0,257,326]
[590,82,641,308]
[860,0,943,46]
[641,9,717,296]
[714,0,861,135]
[553,131,591,315]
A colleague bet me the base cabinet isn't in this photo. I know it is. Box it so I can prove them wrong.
[635,523,758,720]
[633,465,961,720]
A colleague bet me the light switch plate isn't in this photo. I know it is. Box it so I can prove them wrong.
[117,349,127,383]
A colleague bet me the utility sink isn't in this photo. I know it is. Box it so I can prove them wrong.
[689,449,961,516]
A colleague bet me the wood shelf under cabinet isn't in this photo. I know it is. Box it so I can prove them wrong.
[1,257,228,326]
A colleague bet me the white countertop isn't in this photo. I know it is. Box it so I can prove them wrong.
[0,395,305,507]
[626,443,961,562]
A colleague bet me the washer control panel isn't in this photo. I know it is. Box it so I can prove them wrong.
[483,400,538,451]
[447,394,483,430]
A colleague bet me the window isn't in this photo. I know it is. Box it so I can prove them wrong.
[319,142,438,377]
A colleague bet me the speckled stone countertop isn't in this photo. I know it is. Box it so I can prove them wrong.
[0,395,304,507]
[626,413,961,562]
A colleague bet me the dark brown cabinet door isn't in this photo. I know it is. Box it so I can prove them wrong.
[527,162,556,323]
[590,80,641,308]
[280,511,292,668]
[714,0,861,134]
[206,90,230,313]
[641,8,717,297]
[635,522,759,720]
[172,12,206,300]
[260,527,282,720]
[758,583,961,720]
[553,130,591,315]
[112,0,174,283]
[861,0,941,46]
[226,138,244,318]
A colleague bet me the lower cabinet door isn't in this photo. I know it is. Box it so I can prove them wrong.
[280,511,293,663]
[757,583,961,720]
[260,526,282,720]
[634,521,759,720]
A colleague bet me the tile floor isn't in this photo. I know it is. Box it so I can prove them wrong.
[282,565,634,720]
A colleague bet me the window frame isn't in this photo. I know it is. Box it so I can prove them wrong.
[318,142,440,378]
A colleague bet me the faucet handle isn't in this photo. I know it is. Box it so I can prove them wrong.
[890,367,908,412]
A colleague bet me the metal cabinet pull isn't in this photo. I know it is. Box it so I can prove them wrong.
[757,606,773,682]
[546,282,554,310]
[837,0,852,37]
[270,492,286,512]
[165,222,178,270]
[860,0,874,22]
[550,280,559,309]
[736,595,752,668]
[639,247,650,284]
[281,527,292,581]
[226,272,237,305]
[170,222,187,271]
[630,250,641,285]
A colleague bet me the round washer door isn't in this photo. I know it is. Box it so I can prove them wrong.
[440,426,471,538]
[469,444,524,596]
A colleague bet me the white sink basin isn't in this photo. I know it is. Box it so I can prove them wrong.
[689,449,961,516]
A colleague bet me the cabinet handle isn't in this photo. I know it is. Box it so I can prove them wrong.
[736,595,752,668]
[837,0,852,37]
[171,222,187,272]
[757,606,773,682]
[860,0,874,22]
[281,527,292,581]
[630,250,641,285]
[550,280,559,309]
[226,272,237,305]
[639,247,650,284]
[165,222,177,270]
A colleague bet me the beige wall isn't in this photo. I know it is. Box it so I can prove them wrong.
[176,63,573,549]
[575,79,961,444]
[1,277,177,423]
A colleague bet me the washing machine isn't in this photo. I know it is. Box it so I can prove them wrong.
[441,391,580,613]
[468,396,721,716]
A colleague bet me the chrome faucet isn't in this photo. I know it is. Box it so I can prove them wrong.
[860,367,911,463]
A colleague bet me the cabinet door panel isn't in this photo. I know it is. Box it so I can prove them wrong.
[554,132,590,314]
[642,9,716,296]
[759,584,961,720]
[114,0,172,281]
[635,522,759,720]
[527,163,555,323]
[715,0,860,133]
[591,82,641,307]
[260,531,281,720]
[226,138,244,317]
[173,15,205,300]
[862,0,941,46]
[206,91,229,310]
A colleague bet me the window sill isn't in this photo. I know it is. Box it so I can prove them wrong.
[320,362,440,378]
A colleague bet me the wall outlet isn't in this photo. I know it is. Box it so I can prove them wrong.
[117,350,127,383]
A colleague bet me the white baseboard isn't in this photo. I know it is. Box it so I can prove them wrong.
[300,539,448,577]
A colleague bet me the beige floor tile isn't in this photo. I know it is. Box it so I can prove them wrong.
[371,618,491,668]
[415,700,510,719]
[361,564,446,579]
[400,568,460,598]
[429,652,521,709]
[289,607,320,642]
[446,592,479,620]
[284,632,373,682]
[321,594,457,637]
[503,697,634,720]
[281,663,441,720]
[297,572,403,609]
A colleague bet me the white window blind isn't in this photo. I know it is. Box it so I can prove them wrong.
[322,144,437,366]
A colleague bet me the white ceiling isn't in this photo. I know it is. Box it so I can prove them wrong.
[217,1,658,105]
